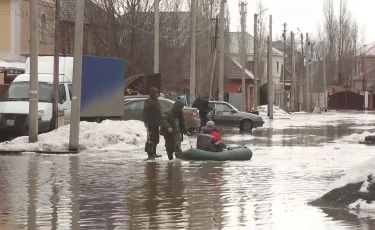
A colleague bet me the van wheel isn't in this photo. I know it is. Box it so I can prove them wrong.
[240,120,253,133]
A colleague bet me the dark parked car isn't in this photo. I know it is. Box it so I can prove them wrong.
[123,96,201,132]
[208,101,264,132]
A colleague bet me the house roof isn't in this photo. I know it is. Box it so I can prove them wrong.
[227,32,284,56]
[356,41,375,56]
[0,53,26,70]
[60,0,95,23]
[354,65,375,80]
[272,40,303,58]
[226,55,254,80]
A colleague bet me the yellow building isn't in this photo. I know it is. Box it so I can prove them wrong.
[0,0,56,84]
[0,0,55,56]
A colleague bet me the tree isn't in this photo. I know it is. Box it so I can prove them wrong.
[254,0,268,81]
[85,0,196,91]
[322,0,358,85]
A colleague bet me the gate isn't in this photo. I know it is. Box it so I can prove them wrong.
[328,91,364,110]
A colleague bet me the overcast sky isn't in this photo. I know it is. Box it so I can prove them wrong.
[228,0,374,44]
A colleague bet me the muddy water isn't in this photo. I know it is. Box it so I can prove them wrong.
[1,112,375,229]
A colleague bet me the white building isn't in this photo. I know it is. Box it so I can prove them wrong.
[227,32,284,105]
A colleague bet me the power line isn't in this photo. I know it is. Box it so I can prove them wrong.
[123,21,215,39]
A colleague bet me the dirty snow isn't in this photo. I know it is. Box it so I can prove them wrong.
[349,199,375,211]
[338,131,374,143]
[325,156,375,194]
[257,105,290,117]
[0,120,149,152]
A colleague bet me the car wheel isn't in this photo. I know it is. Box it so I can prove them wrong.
[240,120,253,133]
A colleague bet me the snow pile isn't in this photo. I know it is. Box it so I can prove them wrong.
[257,105,290,117]
[0,120,147,152]
[339,131,374,143]
[325,157,375,194]
[310,156,375,210]
[349,199,375,210]
[325,156,375,211]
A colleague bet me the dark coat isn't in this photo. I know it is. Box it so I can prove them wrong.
[143,87,162,126]
[160,107,187,143]
[192,96,212,118]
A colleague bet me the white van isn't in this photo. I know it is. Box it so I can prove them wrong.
[0,56,73,138]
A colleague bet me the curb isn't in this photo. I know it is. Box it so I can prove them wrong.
[0,150,79,155]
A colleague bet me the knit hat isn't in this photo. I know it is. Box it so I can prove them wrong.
[206,120,215,127]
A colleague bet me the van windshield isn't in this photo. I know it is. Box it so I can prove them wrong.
[2,82,53,102]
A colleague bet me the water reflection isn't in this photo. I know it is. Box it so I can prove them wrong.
[321,208,375,230]
[27,157,37,230]
[144,162,160,229]
[1,113,375,229]
[1,151,375,229]
[223,123,368,147]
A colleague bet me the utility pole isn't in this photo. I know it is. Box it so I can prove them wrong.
[305,33,310,112]
[323,42,327,109]
[29,0,39,143]
[154,0,160,74]
[219,0,226,101]
[210,15,219,99]
[211,16,219,52]
[69,0,85,151]
[353,26,357,87]
[240,2,247,111]
[190,0,196,104]
[267,15,273,119]
[299,33,304,112]
[52,0,61,130]
[282,22,287,109]
[310,43,314,109]
[253,14,259,109]
[290,31,295,111]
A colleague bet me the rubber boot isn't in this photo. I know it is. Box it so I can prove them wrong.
[147,152,155,159]
[167,151,174,160]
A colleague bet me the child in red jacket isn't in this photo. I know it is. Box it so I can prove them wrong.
[197,121,226,152]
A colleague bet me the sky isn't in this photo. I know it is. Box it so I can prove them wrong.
[228,0,374,44]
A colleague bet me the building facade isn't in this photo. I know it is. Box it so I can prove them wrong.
[227,32,284,107]
[0,0,56,56]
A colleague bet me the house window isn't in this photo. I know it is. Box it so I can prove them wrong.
[41,13,47,42]
[277,62,279,73]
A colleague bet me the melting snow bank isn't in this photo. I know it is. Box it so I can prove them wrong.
[0,120,148,152]
[257,105,290,118]
[309,156,375,210]
[339,131,375,143]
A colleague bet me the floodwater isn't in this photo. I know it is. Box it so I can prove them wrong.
[1,111,375,229]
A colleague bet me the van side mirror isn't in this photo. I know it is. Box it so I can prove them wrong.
[230,109,237,113]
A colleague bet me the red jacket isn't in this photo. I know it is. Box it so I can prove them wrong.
[200,129,222,144]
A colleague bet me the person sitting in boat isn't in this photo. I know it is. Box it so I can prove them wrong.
[197,121,226,152]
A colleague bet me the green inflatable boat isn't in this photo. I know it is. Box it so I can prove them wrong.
[181,147,253,161]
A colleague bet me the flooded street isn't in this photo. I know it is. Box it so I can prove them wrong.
[1,111,375,229]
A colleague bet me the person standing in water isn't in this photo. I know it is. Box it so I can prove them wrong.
[160,101,190,160]
[143,87,162,159]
